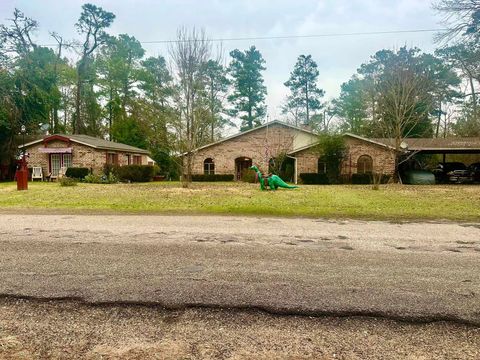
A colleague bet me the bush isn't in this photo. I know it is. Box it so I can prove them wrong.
[84,172,118,184]
[116,165,155,182]
[351,173,390,184]
[299,173,330,185]
[351,173,372,184]
[240,169,256,183]
[103,163,118,177]
[65,167,89,180]
[191,174,235,182]
[59,177,77,186]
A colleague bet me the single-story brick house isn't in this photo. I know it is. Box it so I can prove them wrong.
[19,134,150,178]
[187,121,480,183]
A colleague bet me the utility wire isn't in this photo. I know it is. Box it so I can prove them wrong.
[40,28,447,47]
[141,28,447,44]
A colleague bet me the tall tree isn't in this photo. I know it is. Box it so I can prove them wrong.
[202,59,231,141]
[74,3,115,134]
[374,50,436,180]
[228,46,267,131]
[139,55,176,172]
[436,43,480,132]
[0,9,59,171]
[284,54,325,126]
[97,34,145,139]
[333,76,370,135]
[169,27,212,186]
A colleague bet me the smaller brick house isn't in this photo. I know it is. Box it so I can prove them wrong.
[20,134,150,178]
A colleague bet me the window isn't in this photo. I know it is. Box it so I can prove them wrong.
[126,154,131,165]
[204,158,215,175]
[63,154,72,168]
[318,157,327,174]
[357,155,373,174]
[49,153,72,176]
[107,153,119,165]
[50,154,61,176]
[133,155,142,165]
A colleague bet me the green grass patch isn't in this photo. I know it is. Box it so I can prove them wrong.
[0,181,479,221]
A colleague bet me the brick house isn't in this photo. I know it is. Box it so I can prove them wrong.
[187,121,397,183]
[20,134,150,178]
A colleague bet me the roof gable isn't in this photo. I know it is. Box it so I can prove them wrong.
[190,120,318,153]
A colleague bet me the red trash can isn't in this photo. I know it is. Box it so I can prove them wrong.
[16,158,28,191]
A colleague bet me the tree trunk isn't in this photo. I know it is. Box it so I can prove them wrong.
[469,75,477,121]
[109,87,113,140]
[435,101,442,138]
[305,83,309,125]
[74,77,81,134]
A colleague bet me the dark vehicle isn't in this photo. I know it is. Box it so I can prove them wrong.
[432,162,473,184]
[468,162,480,183]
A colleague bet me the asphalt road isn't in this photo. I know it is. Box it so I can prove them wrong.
[0,214,479,325]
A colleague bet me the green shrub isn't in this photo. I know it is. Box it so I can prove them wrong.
[351,173,390,184]
[317,134,348,183]
[65,167,89,179]
[240,169,256,183]
[84,172,118,184]
[103,163,119,177]
[351,173,372,184]
[191,174,235,182]
[116,165,155,182]
[59,177,77,186]
[299,173,330,185]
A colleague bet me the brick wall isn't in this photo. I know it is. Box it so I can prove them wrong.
[191,124,318,175]
[343,137,395,176]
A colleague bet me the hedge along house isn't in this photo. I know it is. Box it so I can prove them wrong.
[19,134,150,178]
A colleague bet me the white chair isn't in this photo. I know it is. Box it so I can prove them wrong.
[32,167,43,181]
[58,166,67,179]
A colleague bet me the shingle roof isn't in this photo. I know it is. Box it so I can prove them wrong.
[371,137,480,151]
[185,120,318,155]
[20,134,150,154]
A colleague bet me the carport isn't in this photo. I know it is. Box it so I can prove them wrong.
[373,137,480,183]
[399,138,480,159]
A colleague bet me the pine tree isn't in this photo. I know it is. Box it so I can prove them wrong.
[284,54,324,126]
[228,46,267,131]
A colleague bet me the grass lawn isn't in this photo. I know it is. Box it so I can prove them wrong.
[0,181,479,221]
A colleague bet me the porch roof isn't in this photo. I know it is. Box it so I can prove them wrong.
[19,134,150,155]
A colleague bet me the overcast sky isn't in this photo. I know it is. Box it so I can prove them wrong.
[1,0,443,120]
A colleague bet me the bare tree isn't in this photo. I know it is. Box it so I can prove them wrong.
[434,0,480,42]
[169,27,212,187]
[0,9,37,56]
[376,64,434,181]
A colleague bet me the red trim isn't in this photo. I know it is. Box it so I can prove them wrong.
[43,135,71,146]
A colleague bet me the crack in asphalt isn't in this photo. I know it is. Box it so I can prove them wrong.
[1,293,479,327]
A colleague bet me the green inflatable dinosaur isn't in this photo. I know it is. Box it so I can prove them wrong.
[249,165,299,190]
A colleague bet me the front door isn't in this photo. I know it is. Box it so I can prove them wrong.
[235,157,252,180]
[50,154,61,176]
